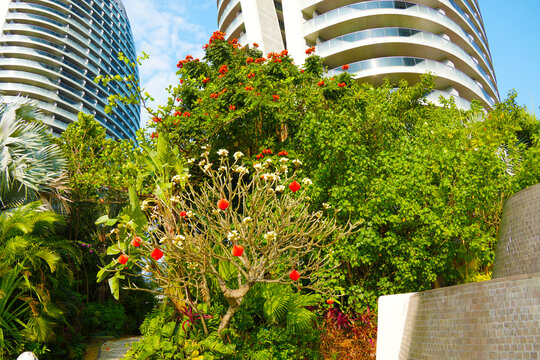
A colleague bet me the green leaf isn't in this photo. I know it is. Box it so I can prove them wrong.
[108,276,120,300]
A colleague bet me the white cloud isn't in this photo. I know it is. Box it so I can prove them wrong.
[122,0,213,124]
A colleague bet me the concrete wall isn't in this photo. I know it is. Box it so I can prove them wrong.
[493,183,540,278]
[397,273,540,360]
[377,183,540,359]
[0,1,11,33]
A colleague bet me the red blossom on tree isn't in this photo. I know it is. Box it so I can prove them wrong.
[342,64,350,71]
[131,236,141,247]
[232,244,244,257]
[151,248,163,261]
[272,94,280,101]
[217,198,229,210]
[219,64,228,74]
[318,80,325,87]
[289,180,301,192]
[202,77,210,84]
[118,254,129,265]
[289,269,301,281]
[306,46,316,55]
[229,105,236,111]
[338,82,346,88]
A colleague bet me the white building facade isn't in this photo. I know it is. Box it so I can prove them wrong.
[0,0,140,139]
[217,0,499,109]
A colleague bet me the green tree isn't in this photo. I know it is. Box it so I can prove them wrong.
[0,99,67,210]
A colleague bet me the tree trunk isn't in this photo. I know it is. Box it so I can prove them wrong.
[217,303,241,337]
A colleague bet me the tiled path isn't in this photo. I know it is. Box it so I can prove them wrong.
[93,337,140,360]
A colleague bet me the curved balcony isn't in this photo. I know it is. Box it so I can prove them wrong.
[218,0,241,31]
[224,11,244,40]
[326,56,495,109]
[316,27,498,100]
[426,89,472,110]
[303,0,495,81]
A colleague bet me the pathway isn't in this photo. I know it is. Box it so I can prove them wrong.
[92,337,140,360]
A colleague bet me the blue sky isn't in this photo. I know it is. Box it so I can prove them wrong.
[123,0,539,118]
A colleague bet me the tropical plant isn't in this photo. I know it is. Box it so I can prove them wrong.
[0,99,67,210]
[0,201,81,356]
[97,139,355,337]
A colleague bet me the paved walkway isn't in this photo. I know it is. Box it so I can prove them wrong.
[94,337,140,360]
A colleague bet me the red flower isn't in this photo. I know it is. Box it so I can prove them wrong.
[289,269,300,281]
[180,211,187,217]
[183,112,191,117]
[202,77,210,84]
[317,80,325,87]
[252,42,259,48]
[173,111,182,116]
[305,47,315,55]
[151,248,163,261]
[246,57,254,64]
[232,244,244,257]
[118,254,129,265]
[262,149,272,155]
[272,94,280,101]
[289,180,301,192]
[131,236,141,247]
[151,132,158,139]
[301,69,305,73]
[229,105,236,111]
[342,64,350,71]
[326,299,335,305]
[210,93,219,99]
[256,153,264,160]
[176,98,181,102]
[280,49,288,57]
[247,73,255,79]
[217,199,229,210]
[152,117,162,123]
[180,79,184,84]
[245,85,253,91]
[338,82,346,88]
[219,64,228,74]
[278,150,288,156]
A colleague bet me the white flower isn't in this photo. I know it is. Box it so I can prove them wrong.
[141,200,150,211]
[267,188,275,195]
[219,166,227,172]
[263,231,277,242]
[187,158,195,164]
[253,163,262,171]
[233,165,249,175]
[174,235,185,243]
[203,163,213,172]
[233,151,244,160]
[292,159,302,166]
[186,211,193,218]
[242,217,252,224]
[171,175,182,184]
[170,195,181,203]
[159,237,168,244]
[322,203,331,209]
[302,177,312,186]
[201,151,210,157]
[198,159,206,166]
[201,145,208,150]
[217,149,229,157]
[227,230,239,241]
[279,157,289,163]
[276,185,285,193]
[280,165,288,173]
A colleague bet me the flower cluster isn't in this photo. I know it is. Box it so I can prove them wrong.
[176,55,199,69]
[305,46,316,55]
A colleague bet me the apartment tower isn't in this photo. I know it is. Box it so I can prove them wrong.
[0,0,140,139]
[217,0,498,109]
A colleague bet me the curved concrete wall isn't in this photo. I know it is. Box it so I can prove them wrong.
[378,182,540,359]
[493,183,540,278]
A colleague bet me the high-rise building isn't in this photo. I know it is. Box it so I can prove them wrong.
[0,0,140,139]
[217,0,499,110]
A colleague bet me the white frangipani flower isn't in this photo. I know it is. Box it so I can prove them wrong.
[233,151,244,160]
[263,231,277,241]
[217,149,229,156]
[242,217,252,224]
[292,159,302,166]
[302,177,312,186]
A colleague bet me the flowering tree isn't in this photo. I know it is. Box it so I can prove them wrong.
[98,142,354,336]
